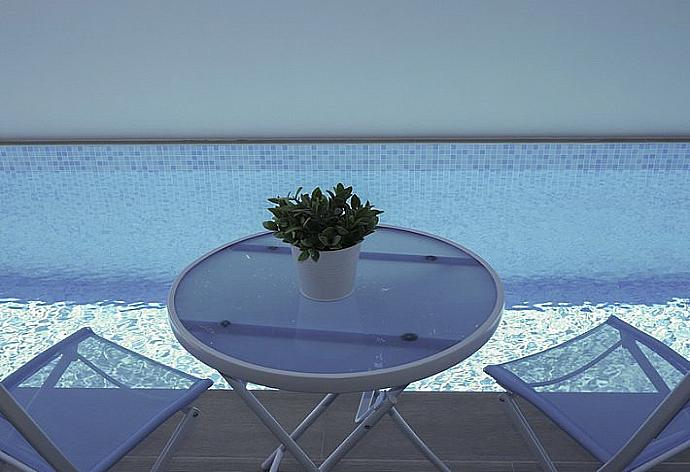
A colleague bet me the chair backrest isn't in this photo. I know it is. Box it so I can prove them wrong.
[0,382,79,472]
[599,372,690,471]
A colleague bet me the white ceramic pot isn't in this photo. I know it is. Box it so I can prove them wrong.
[291,242,362,301]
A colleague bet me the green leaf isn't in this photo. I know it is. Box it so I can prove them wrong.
[266,184,380,254]
[298,250,310,261]
[262,221,278,231]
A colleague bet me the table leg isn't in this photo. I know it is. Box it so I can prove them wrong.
[260,393,339,471]
[322,386,451,472]
[389,407,451,472]
[354,390,377,423]
[223,376,320,472]
[268,448,284,472]
[227,378,450,472]
[318,386,405,472]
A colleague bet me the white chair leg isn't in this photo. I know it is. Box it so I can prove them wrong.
[150,406,200,472]
[499,393,558,472]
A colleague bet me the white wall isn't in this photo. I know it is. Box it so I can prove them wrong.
[1,0,689,140]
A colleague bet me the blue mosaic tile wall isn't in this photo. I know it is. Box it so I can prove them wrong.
[1,142,689,172]
[2,140,689,391]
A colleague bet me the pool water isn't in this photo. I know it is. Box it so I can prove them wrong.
[1,143,689,390]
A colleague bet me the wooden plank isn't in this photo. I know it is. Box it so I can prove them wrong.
[99,391,690,471]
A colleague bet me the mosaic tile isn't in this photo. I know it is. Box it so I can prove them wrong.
[1,142,688,173]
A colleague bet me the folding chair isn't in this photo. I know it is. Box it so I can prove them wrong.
[0,327,213,471]
[485,316,690,471]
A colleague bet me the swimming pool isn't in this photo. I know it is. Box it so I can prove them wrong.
[1,142,689,390]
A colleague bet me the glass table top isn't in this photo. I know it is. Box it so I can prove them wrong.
[172,227,500,376]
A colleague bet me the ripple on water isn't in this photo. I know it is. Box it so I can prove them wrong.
[1,299,688,391]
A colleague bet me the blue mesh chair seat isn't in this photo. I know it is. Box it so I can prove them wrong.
[485,316,690,472]
[0,328,213,471]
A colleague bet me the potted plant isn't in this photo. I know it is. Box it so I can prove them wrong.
[262,183,383,301]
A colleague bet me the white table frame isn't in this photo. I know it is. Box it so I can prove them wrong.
[168,225,504,471]
[226,377,450,472]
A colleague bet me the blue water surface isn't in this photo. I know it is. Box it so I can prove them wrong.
[1,143,689,390]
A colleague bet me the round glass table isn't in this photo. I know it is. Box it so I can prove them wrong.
[168,225,503,471]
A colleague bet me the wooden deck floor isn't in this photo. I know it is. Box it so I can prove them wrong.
[51,391,690,471]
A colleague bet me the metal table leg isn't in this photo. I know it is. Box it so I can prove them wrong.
[389,407,451,472]
[268,448,284,472]
[318,387,405,472]
[224,376,319,472]
[232,377,450,472]
[261,393,339,471]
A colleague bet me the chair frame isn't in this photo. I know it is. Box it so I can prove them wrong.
[499,366,690,471]
[0,328,209,472]
[0,377,201,472]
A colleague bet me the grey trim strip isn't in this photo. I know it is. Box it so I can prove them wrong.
[1,136,690,145]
